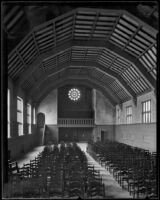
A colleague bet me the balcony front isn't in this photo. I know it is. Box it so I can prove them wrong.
[58,118,95,127]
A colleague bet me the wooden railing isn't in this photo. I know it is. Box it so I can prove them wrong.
[58,118,95,126]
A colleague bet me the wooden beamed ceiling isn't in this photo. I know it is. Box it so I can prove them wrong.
[35,78,121,107]
[7,7,157,104]
[28,63,134,102]
[31,68,128,105]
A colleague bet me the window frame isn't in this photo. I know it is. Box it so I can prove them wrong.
[27,103,32,134]
[126,105,132,124]
[17,96,23,136]
[142,99,151,123]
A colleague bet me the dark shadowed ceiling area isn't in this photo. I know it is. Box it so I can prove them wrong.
[3,2,158,53]
[3,2,158,105]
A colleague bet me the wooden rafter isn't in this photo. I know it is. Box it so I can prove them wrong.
[28,61,134,100]
[7,7,157,104]
[34,77,120,106]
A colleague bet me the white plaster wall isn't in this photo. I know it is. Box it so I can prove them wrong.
[115,123,156,152]
[37,89,57,124]
[94,90,115,125]
[114,91,157,152]
[93,125,114,142]
[47,125,59,143]
[116,91,156,124]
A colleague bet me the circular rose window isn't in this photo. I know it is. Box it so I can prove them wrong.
[68,88,81,101]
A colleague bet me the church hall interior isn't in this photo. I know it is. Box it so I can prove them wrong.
[2,2,158,199]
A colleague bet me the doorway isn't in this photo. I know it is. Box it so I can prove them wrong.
[59,128,93,142]
[101,130,105,142]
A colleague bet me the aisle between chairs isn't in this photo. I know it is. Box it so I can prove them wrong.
[77,143,132,199]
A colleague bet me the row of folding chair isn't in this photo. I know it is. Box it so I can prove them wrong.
[6,142,106,198]
[87,140,157,199]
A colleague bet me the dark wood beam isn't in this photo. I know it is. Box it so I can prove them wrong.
[67,75,121,103]
[53,21,56,47]
[73,40,156,89]
[33,77,119,106]
[16,49,27,68]
[73,61,136,98]
[33,73,120,104]
[90,12,99,40]
[29,64,70,95]
[16,41,72,85]
[72,12,76,40]
[132,96,137,107]
[28,61,135,99]
[16,39,156,91]
[32,31,40,55]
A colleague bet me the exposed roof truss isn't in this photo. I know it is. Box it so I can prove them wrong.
[7,7,157,104]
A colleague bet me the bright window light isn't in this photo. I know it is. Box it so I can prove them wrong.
[68,88,81,101]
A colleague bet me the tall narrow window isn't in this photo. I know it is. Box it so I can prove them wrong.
[117,109,120,124]
[17,97,23,136]
[126,106,132,124]
[142,100,151,123]
[8,89,11,138]
[27,103,31,134]
[33,107,36,124]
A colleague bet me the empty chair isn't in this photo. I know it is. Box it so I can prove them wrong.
[87,180,105,198]
[8,161,19,177]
